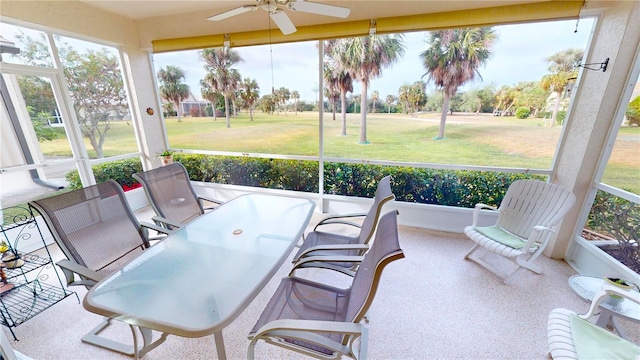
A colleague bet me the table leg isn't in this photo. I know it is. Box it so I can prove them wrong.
[595,308,628,339]
[214,330,227,360]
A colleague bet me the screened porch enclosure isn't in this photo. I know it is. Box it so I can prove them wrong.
[1,1,639,288]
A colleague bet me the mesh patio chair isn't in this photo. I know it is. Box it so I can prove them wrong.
[547,283,640,359]
[463,179,576,284]
[133,162,224,229]
[291,175,394,274]
[29,180,171,357]
[247,210,404,359]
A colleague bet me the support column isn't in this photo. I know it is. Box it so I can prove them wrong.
[120,46,168,170]
[548,1,640,258]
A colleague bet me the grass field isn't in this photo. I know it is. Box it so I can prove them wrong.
[39,111,639,193]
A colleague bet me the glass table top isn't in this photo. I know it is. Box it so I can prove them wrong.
[568,275,640,322]
[83,193,315,337]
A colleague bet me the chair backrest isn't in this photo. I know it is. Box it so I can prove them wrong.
[346,210,404,325]
[29,180,149,278]
[357,175,395,245]
[497,179,576,239]
[133,162,203,224]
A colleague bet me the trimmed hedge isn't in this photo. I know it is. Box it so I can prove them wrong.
[324,163,542,207]
[65,154,543,208]
[66,157,142,190]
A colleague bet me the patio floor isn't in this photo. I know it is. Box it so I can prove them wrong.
[4,206,639,359]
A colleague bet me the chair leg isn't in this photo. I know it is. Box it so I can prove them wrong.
[81,318,168,358]
[82,318,136,355]
[502,266,524,285]
[463,243,480,259]
[247,337,258,360]
[516,255,543,274]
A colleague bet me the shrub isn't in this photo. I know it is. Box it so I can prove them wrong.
[625,95,640,126]
[65,154,544,209]
[587,190,640,273]
[204,105,213,117]
[189,107,201,117]
[65,157,142,190]
[515,107,531,119]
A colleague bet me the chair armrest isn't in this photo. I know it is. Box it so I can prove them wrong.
[251,318,363,339]
[140,221,174,235]
[313,213,366,231]
[580,283,640,320]
[199,196,224,211]
[151,216,183,229]
[522,225,555,251]
[293,244,369,263]
[472,203,497,227]
[290,255,364,276]
[56,259,104,287]
[248,319,364,359]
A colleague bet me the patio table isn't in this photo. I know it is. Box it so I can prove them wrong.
[568,274,640,340]
[83,193,315,359]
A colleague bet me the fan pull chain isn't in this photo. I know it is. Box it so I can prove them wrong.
[268,9,275,96]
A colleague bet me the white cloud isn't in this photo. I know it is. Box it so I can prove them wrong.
[153,18,595,102]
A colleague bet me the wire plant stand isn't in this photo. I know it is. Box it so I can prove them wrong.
[0,204,78,340]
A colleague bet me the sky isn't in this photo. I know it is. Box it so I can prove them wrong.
[152,18,596,102]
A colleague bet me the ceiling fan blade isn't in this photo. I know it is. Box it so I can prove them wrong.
[207,5,257,21]
[270,10,297,35]
[287,1,350,18]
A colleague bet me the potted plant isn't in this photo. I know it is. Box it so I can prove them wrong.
[0,240,23,269]
[604,276,635,300]
[157,150,174,166]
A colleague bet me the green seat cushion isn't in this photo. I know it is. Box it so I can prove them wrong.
[570,315,640,359]
[474,225,527,249]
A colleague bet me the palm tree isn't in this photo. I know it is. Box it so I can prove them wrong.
[291,90,300,115]
[200,47,243,128]
[420,27,497,139]
[408,81,427,115]
[323,64,341,121]
[371,90,379,113]
[229,70,241,118]
[330,34,405,143]
[323,62,340,120]
[277,87,291,116]
[323,47,353,135]
[352,94,361,113]
[239,77,260,121]
[539,48,583,127]
[200,79,220,120]
[157,65,190,122]
[398,84,411,115]
[385,94,396,114]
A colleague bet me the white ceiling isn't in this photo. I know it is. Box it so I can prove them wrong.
[79,0,542,22]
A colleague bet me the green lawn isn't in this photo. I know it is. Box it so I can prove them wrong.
[38,111,639,193]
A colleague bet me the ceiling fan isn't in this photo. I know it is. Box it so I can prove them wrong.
[207,0,351,36]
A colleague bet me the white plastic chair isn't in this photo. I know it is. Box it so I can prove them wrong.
[547,283,640,359]
[463,179,576,284]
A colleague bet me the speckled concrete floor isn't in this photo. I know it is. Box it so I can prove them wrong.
[5,208,639,360]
